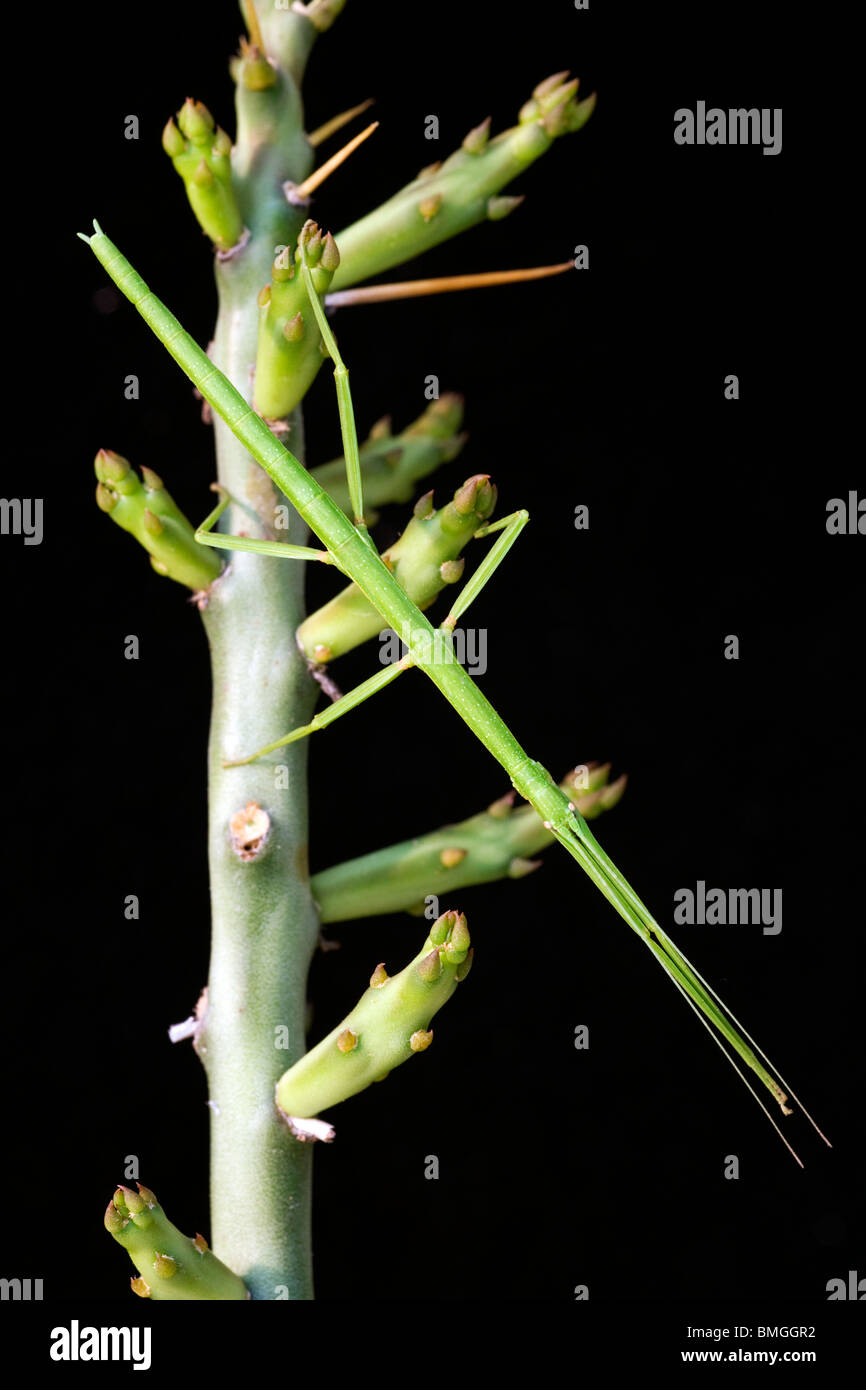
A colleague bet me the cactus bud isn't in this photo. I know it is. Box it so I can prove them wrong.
[95,482,117,512]
[440,846,467,868]
[429,910,456,945]
[95,448,131,483]
[321,231,341,272]
[418,194,442,222]
[462,116,491,154]
[153,1253,178,1279]
[162,118,186,158]
[193,158,215,188]
[487,194,524,221]
[508,855,543,879]
[455,948,474,982]
[283,311,305,342]
[416,948,443,984]
[178,98,214,143]
[413,489,435,519]
[104,1200,126,1234]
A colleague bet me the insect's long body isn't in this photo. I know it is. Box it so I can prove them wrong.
[82,225,808,1133]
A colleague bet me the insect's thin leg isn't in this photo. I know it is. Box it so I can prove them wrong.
[224,657,412,767]
[301,264,369,539]
[441,509,530,629]
[196,484,342,566]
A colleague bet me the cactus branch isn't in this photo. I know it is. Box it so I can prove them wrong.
[94,450,223,591]
[275,912,472,1132]
[105,1185,249,1301]
[312,764,626,922]
[253,222,342,421]
[328,74,595,290]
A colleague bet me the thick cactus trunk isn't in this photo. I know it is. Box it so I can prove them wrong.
[198,408,319,1297]
[193,46,320,1301]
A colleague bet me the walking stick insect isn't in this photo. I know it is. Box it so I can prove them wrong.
[81,220,829,1161]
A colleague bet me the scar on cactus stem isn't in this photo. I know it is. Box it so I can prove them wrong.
[229,803,270,861]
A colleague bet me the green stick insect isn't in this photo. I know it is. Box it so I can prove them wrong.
[80,220,830,1162]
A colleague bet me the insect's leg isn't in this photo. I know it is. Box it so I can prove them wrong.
[224,656,412,767]
[440,509,530,629]
[301,264,371,541]
[195,484,342,566]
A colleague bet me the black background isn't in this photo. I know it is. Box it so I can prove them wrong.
[2,0,863,1336]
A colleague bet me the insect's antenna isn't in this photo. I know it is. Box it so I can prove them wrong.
[286,122,379,204]
[654,951,805,1168]
[658,946,831,1148]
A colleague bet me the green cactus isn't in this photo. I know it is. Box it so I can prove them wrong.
[312,763,628,923]
[253,220,341,419]
[276,912,472,1129]
[105,1185,249,1301]
[162,99,244,251]
[329,73,596,291]
[94,450,223,591]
